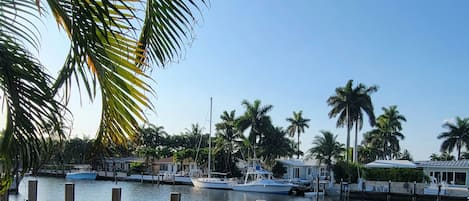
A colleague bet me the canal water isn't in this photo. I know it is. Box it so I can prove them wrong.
[9,176,341,201]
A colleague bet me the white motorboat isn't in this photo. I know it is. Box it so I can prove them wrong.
[191,98,237,189]
[232,164,295,194]
[66,165,97,180]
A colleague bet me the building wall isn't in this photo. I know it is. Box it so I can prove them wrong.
[422,167,469,187]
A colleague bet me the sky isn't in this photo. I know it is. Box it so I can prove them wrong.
[3,0,469,161]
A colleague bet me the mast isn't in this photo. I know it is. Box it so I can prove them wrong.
[208,97,212,178]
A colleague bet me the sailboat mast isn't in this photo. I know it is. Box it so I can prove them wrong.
[208,97,212,178]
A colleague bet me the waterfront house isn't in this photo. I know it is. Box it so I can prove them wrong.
[415,160,469,188]
[102,157,145,173]
[276,159,328,181]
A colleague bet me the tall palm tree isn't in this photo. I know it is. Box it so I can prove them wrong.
[308,131,344,171]
[286,111,311,159]
[437,117,469,160]
[327,80,377,162]
[237,100,273,158]
[1,0,205,191]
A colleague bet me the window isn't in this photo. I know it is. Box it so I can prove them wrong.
[293,168,300,178]
[435,172,441,182]
[442,172,447,182]
[455,172,466,185]
[430,172,433,177]
[448,172,454,184]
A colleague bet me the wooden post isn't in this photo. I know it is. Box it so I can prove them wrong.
[172,174,175,185]
[339,178,343,198]
[65,183,75,201]
[316,176,320,201]
[28,180,38,201]
[170,192,181,201]
[112,188,121,201]
[437,184,441,201]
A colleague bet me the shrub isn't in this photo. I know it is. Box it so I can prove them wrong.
[332,161,364,183]
[364,168,429,182]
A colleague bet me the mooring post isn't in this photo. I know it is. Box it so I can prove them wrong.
[437,184,441,201]
[65,183,75,201]
[170,192,181,201]
[339,178,343,198]
[112,188,122,201]
[172,174,176,185]
[28,180,38,201]
[316,176,320,201]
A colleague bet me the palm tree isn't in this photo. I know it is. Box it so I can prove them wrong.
[364,106,406,160]
[1,0,205,191]
[430,152,455,161]
[327,80,377,162]
[237,100,273,158]
[213,110,243,175]
[259,126,296,167]
[286,111,311,159]
[308,131,344,171]
[437,117,469,160]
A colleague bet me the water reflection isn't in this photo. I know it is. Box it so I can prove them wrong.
[10,176,340,201]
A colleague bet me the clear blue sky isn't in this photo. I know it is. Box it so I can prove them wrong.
[5,0,469,161]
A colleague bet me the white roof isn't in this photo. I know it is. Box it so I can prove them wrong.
[415,160,469,169]
[365,160,417,168]
[276,159,322,167]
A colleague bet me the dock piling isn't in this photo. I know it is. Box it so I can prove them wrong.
[28,180,37,201]
[170,192,181,201]
[65,183,75,201]
[112,188,122,201]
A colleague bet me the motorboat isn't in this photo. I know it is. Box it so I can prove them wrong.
[66,164,97,180]
[232,163,295,194]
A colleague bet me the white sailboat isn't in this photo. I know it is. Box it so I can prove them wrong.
[191,97,237,189]
[232,160,295,194]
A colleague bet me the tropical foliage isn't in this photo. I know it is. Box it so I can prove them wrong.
[437,117,469,160]
[0,0,206,192]
[308,131,344,171]
[286,111,310,159]
[327,80,377,162]
[362,106,406,160]
[364,168,428,182]
[429,152,455,161]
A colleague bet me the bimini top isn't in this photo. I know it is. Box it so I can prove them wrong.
[365,160,417,168]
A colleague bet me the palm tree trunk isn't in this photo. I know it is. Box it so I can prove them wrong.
[346,105,350,162]
[457,140,461,160]
[353,122,358,163]
[297,132,300,159]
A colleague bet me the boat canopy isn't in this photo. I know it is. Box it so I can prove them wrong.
[365,160,417,169]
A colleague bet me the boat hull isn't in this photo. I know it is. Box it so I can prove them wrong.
[232,183,293,194]
[66,172,97,180]
[191,178,237,190]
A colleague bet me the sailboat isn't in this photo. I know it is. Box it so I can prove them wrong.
[191,97,238,189]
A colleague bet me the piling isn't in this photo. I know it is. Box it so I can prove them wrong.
[28,180,38,201]
[386,180,391,201]
[316,177,320,201]
[170,192,181,201]
[339,178,343,198]
[112,188,122,201]
[65,183,75,201]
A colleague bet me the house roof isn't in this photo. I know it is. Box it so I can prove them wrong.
[276,159,322,167]
[104,157,144,163]
[414,160,469,169]
[365,160,417,168]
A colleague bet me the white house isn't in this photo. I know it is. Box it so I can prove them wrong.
[276,159,328,181]
[415,160,469,188]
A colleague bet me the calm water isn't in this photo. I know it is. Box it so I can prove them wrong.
[9,176,341,201]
